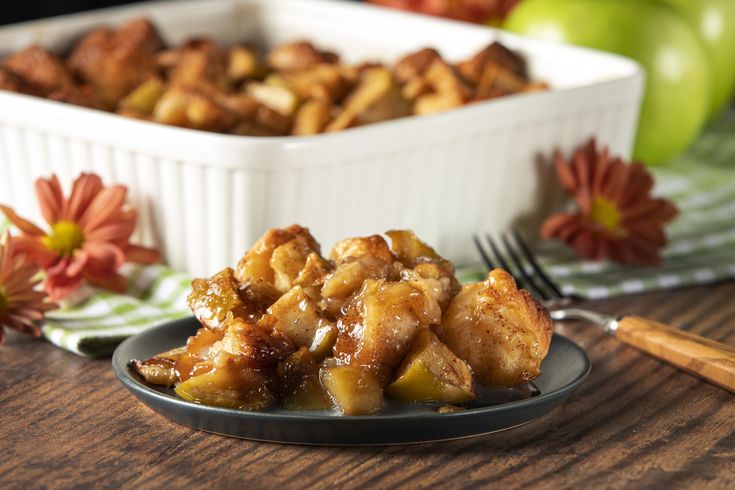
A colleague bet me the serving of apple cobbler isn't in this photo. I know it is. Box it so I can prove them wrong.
[130,225,553,415]
[0,17,547,137]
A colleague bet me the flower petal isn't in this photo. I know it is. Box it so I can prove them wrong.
[77,185,127,232]
[0,205,46,236]
[125,244,161,264]
[64,173,103,222]
[35,175,65,225]
[85,271,128,294]
[84,241,126,270]
[84,220,136,243]
[44,270,85,302]
[11,236,60,268]
[554,151,578,196]
[540,213,578,240]
[66,250,89,277]
[572,141,593,192]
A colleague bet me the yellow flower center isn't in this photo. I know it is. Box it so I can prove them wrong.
[43,220,85,257]
[590,197,622,231]
[0,289,8,315]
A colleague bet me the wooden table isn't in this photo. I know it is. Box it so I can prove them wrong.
[2,282,734,489]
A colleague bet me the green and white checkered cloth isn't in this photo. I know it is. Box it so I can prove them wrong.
[42,265,192,357]
[7,112,735,357]
[462,111,735,299]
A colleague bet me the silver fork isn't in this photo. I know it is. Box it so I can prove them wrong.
[474,232,735,393]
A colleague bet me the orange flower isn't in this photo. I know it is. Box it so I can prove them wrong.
[541,139,678,265]
[0,233,57,342]
[0,173,160,301]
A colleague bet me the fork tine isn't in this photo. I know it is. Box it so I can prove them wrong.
[473,235,496,270]
[483,234,536,295]
[500,233,551,302]
[511,230,565,299]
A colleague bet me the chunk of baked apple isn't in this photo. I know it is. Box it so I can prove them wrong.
[387,330,476,404]
[175,351,274,410]
[277,348,333,410]
[319,360,384,415]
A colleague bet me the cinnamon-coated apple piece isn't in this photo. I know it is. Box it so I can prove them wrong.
[227,45,266,83]
[291,99,333,135]
[175,352,275,411]
[118,78,165,115]
[333,279,442,379]
[174,326,225,382]
[387,330,476,404]
[187,267,251,330]
[319,360,384,415]
[277,348,333,410]
[129,346,186,387]
[325,67,410,131]
[264,285,337,360]
[157,38,229,91]
[320,256,399,319]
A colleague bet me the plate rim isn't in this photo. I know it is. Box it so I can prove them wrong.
[112,316,591,423]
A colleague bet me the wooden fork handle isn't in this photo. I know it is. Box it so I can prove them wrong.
[615,315,735,393]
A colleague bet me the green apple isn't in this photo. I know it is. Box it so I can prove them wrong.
[504,0,711,165]
[657,0,735,119]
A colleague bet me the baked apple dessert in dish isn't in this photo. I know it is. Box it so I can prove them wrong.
[130,226,553,415]
[0,17,548,137]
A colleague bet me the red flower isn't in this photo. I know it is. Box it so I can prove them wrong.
[0,233,57,342]
[0,173,160,301]
[541,139,678,266]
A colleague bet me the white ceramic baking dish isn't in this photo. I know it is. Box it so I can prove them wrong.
[0,0,644,276]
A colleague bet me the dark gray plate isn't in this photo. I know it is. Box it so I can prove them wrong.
[112,317,590,445]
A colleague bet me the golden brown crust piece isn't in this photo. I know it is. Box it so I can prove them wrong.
[48,84,104,109]
[413,59,472,115]
[234,225,321,286]
[129,346,186,387]
[152,82,241,131]
[266,41,339,73]
[394,48,441,84]
[3,45,74,96]
[274,64,352,104]
[436,268,553,387]
[456,41,528,85]
[325,67,410,131]
[158,38,229,91]
[68,17,163,106]
[0,69,22,92]
[330,235,394,264]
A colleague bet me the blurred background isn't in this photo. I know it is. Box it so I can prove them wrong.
[1,1,144,25]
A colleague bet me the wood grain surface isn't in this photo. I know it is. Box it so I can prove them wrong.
[2,282,734,489]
